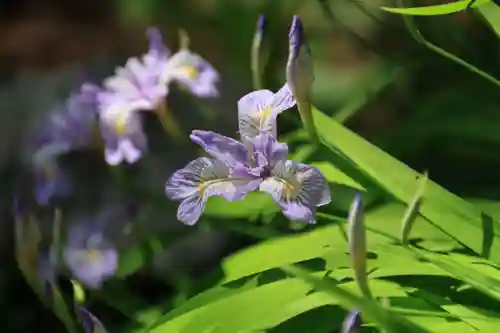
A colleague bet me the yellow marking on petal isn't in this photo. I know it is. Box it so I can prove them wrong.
[85,250,102,262]
[197,179,225,193]
[275,177,301,201]
[197,177,248,196]
[113,110,129,135]
[250,107,274,130]
[180,66,199,79]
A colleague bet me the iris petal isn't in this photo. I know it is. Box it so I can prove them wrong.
[190,130,248,166]
[259,160,330,223]
[166,157,254,225]
[163,50,219,97]
[237,83,296,139]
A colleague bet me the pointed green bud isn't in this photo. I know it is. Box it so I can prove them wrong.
[401,171,428,245]
[347,192,372,298]
[251,14,267,90]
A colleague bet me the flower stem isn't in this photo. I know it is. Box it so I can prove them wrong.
[297,101,320,147]
[157,102,186,143]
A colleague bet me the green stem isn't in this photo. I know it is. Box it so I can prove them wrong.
[157,102,185,143]
[397,0,500,87]
[297,101,320,147]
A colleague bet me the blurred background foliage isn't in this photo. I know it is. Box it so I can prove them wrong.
[0,0,500,332]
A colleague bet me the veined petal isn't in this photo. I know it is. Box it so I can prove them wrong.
[271,83,296,114]
[237,83,296,139]
[165,157,254,225]
[250,133,288,167]
[190,130,247,166]
[259,160,330,223]
[238,89,275,138]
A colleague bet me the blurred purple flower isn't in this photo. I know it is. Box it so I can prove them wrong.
[28,86,97,204]
[237,83,296,139]
[32,92,97,150]
[166,130,330,225]
[76,306,108,333]
[63,223,118,289]
[31,143,72,205]
[89,27,218,165]
[99,27,170,114]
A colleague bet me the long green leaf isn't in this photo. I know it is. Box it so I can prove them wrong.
[312,107,500,262]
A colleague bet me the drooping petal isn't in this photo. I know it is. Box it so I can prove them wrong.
[165,157,254,225]
[190,130,248,166]
[259,160,330,223]
[237,83,296,139]
[99,111,147,166]
[163,50,219,97]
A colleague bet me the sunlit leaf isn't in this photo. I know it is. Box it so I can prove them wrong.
[380,0,489,16]
[312,107,500,263]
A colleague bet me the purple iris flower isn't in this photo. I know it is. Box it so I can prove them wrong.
[63,222,118,289]
[29,87,97,205]
[166,129,330,225]
[91,27,218,165]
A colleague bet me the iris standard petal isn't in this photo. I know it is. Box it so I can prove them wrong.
[166,157,254,225]
[259,160,330,223]
[190,130,248,166]
[270,83,296,114]
[237,83,296,139]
